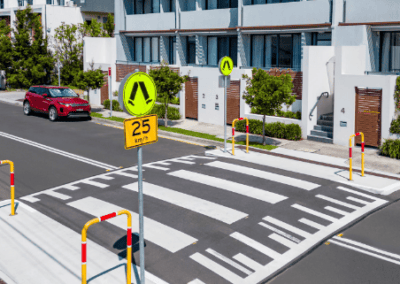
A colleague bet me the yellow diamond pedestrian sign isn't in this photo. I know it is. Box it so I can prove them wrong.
[123,72,157,116]
[219,56,233,76]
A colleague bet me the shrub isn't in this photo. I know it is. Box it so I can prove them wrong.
[234,119,301,140]
[156,96,180,105]
[380,139,400,159]
[150,104,181,120]
[103,99,122,111]
[390,117,400,134]
[295,111,301,120]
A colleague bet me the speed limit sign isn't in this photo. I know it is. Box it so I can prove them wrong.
[124,114,158,149]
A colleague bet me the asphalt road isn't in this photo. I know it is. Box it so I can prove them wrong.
[2,101,400,284]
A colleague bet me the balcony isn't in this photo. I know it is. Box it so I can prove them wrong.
[242,0,331,28]
[125,12,175,31]
[344,0,400,24]
[180,8,238,30]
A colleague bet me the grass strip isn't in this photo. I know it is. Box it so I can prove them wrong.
[91,113,277,151]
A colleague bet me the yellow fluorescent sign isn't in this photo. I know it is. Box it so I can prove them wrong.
[124,114,158,149]
[219,56,234,76]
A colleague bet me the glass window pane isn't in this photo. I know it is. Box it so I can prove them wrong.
[143,37,151,62]
[292,34,301,70]
[218,37,229,60]
[252,35,264,67]
[381,32,391,72]
[208,37,218,66]
[144,0,152,13]
[153,0,160,12]
[271,35,277,67]
[230,0,238,8]
[218,0,229,8]
[187,36,196,64]
[136,0,144,14]
[265,35,272,68]
[229,36,238,66]
[279,34,292,68]
[391,32,400,72]
[152,37,159,62]
[135,38,143,62]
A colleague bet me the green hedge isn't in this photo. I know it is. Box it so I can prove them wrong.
[380,139,400,159]
[156,96,180,105]
[390,117,400,134]
[251,109,301,120]
[235,119,301,140]
[103,99,122,111]
[150,104,181,120]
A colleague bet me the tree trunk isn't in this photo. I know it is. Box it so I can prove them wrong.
[262,115,266,146]
[165,98,168,127]
[87,88,91,104]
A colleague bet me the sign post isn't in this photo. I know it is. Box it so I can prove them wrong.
[219,56,234,153]
[109,67,112,117]
[123,71,157,284]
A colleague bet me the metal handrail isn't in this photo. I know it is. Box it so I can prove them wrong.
[309,92,329,121]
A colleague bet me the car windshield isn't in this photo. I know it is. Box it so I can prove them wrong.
[49,88,78,98]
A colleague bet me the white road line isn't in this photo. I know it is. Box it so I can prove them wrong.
[232,254,263,271]
[96,176,114,180]
[67,197,197,253]
[292,204,338,222]
[80,180,109,188]
[206,161,320,191]
[169,159,195,165]
[123,182,248,224]
[258,222,301,243]
[43,190,71,200]
[346,196,370,205]
[187,279,206,284]
[112,171,139,178]
[324,206,349,216]
[329,239,400,265]
[0,131,118,170]
[316,194,360,210]
[298,218,325,230]
[337,186,380,201]
[143,164,170,171]
[206,249,252,275]
[262,216,311,238]
[62,185,80,191]
[230,232,281,260]
[169,170,287,204]
[269,233,297,249]
[332,236,400,260]
[190,253,243,283]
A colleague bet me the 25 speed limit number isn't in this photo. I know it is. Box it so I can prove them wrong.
[124,114,158,149]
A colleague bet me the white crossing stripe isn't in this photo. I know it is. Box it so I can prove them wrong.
[123,182,247,224]
[233,253,263,271]
[42,190,71,200]
[263,216,311,238]
[292,204,338,222]
[337,186,380,201]
[316,195,360,210]
[190,253,243,283]
[67,197,197,253]
[113,171,138,178]
[169,170,287,204]
[324,206,349,216]
[80,180,109,188]
[206,161,320,191]
[298,218,325,230]
[230,232,281,259]
[144,164,169,171]
[96,176,114,180]
[329,239,400,266]
[268,233,297,249]
[332,236,400,260]
[259,222,301,243]
[346,196,370,205]
[169,159,195,165]
[62,185,80,191]
[206,249,252,275]
[187,279,206,284]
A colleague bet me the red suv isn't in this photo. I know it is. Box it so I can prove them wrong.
[23,86,91,122]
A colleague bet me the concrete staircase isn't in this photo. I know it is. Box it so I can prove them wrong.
[307,113,333,144]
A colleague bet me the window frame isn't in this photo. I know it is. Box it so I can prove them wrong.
[206,35,238,67]
[133,36,160,63]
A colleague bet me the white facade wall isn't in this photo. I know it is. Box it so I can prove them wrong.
[345,0,400,24]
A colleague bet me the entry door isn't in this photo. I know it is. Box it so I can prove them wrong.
[185,77,198,120]
[355,87,382,147]
[227,80,240,125]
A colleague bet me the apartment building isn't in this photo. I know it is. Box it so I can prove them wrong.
[111,0,399,146]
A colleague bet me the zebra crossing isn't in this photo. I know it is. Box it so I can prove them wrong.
[17,154,389,284]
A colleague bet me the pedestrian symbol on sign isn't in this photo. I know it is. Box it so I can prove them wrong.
[219,56,233,76]
[128,81,153,107]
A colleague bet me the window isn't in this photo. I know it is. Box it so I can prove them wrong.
[379,32,400,72]
[168,36,176,65]
[250,33,301,70]
[103,17,107,23]
[27,0,33,5]
[47,0,52,4]
[207,36,237,66]
[312,32,331,46]
[250,0,300,4]
[59,0,65,5]
[0,0,4,9]
[18,0,23,6]
[129,0,157,15]
[206,0,238,9]
[134,37,160,63]
[187,36,196,65]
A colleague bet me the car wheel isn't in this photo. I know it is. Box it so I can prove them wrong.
[23,101,31,115]
[49,107,58,122]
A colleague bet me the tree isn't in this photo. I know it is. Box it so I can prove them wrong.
[149,61,188,127]
[103,13,114,37]
[74,68,105,103]
[52,23,84,86]
[242,68,295,145]
[8,5,54,88]
[83,19,108,37]
[0,19,12,74]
